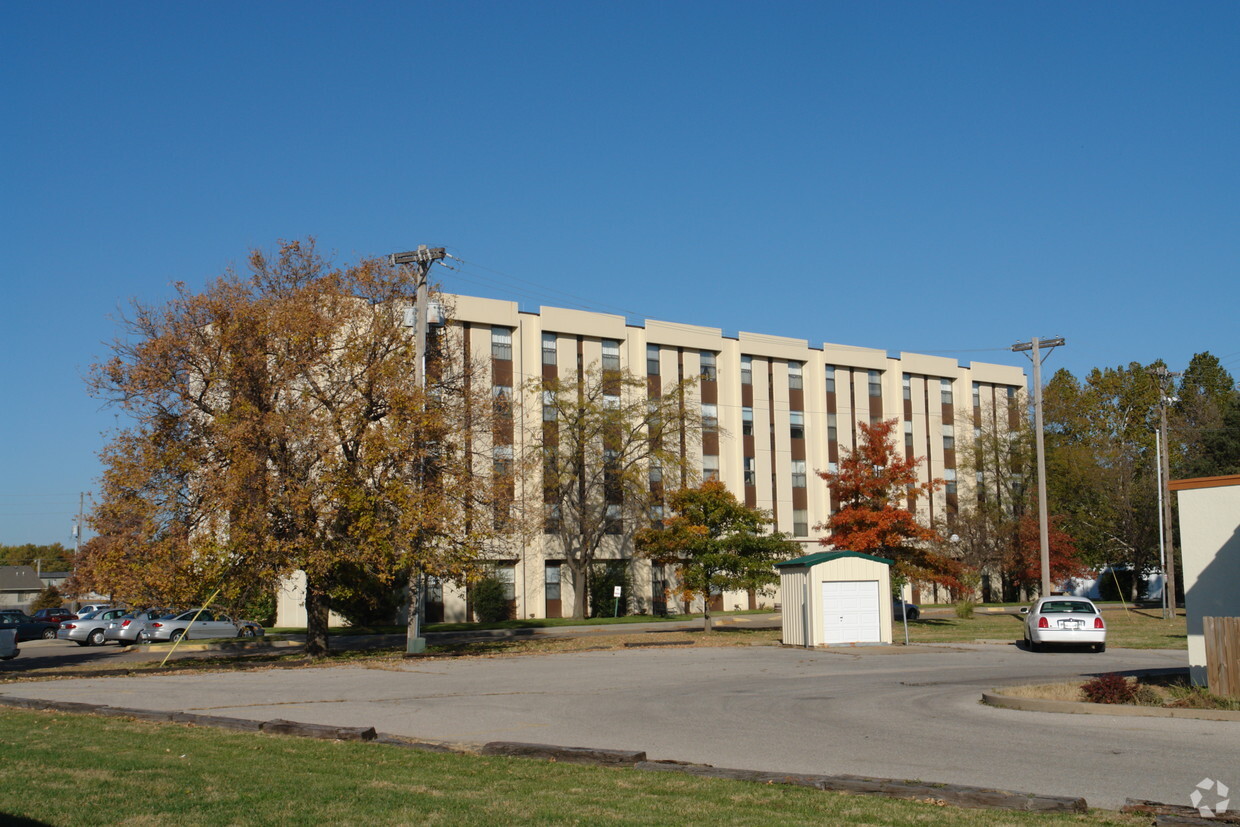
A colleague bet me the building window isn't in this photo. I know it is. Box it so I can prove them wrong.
[825,366,835,393]
[491,327,512,360]
[791,459,806,488]
[944,468,957,495]
[544,503,560,534]
[742,407,754,436]
[492,444,513,477]
[827,413,837,443]
[703,454,720,481]
[788,361,803,390]
[741,355,752,384]
[942,423,955,451]
[826,461,838,475]
[701,403,718,433]
[544,563,561,600]
[542,333,556,366]
[602,339,621,371]
[492,385,512,416]
[605,503,622,534]
[699,351,717,382]
[743,457,756,486]
[868,370,882,397]
[793,509,808,537]
[789,410,804,440]
[972,381,981,409]
[493,564,516,601]
[904,420,914,451]
[902,373,911,401]
[603,392,620,410]
[649,504,664,528]
[941,378,953,406]
[542,390,557,421]
[647,344,660,376]
[648,461,662,486]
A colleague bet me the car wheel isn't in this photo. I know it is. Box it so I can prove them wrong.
[239,626,256,638]
[1028,638,1041,652]
[169,629,185,643]
[1094,642,1106,653]
[42,628,56,640]
[906,608,920,621]
[75,640,89,647]
[88,629,106,646]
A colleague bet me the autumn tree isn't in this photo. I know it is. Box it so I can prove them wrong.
[636,480,798,631]
[819,418,960,589]
[83,239,505,655]
[1005,514,1087,596]
[529,367,698,619]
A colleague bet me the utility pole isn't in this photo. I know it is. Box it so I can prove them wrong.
[1012,336,1065,599]
[389,246,446,655]
[1153,366,1181,616]
[73,491,86,556]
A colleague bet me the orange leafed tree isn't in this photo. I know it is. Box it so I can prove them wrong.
[819,418,962,589]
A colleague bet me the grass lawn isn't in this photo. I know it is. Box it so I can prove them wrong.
[0,706,1148,826]
[906,607,1186,649]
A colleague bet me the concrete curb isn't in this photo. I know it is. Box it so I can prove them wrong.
[0,694,1096,814]
[636,762,1087,813]
[981,691,1240,722]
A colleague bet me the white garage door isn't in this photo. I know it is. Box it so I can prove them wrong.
[822,580,881,644]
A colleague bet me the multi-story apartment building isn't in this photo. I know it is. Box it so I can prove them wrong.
[277,293,1027,626]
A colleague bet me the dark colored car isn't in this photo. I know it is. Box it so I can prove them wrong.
[32,608,78,625]
[0,610,60,642]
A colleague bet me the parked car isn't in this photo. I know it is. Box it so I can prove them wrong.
[105,609,177,646]
[0,610,60,642]
[0,628,18,660]
[75,603,112,616]
[892,598,920,621]
[31,608,77,625]
[1021,596,1106,652]
[138,608,264,643]
[57,608,132,646]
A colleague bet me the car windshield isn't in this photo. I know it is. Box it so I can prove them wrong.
[1040,601,1095,614]
[78,610,100,619]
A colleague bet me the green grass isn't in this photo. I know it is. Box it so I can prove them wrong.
[0,707,1147,826]
[907,608,1186,649]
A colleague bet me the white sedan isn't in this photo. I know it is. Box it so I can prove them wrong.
[1021,596,1106,652]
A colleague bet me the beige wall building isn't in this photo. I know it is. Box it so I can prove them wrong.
[410,294,1028,623]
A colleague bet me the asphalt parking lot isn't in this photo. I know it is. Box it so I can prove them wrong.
[3,640,1228,811]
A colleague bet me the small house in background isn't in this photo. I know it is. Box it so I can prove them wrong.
[0,566,46,610]
[1169,474,1240,687]
[776,551,894,647]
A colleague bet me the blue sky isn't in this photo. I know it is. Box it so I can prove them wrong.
[3,2,1238,546]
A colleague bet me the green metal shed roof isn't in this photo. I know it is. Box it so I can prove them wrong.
[774,550,894,568]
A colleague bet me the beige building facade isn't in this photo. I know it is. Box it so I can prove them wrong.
[420,294,1028,623]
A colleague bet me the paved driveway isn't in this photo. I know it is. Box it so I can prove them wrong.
[3,643,1231,810]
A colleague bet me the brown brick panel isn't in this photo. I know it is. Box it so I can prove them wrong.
[792,487,807,509]
[788,388,803,411]
[701,380,717,404]
[791,438,805,461]
[492,359,513,386]
[702,431,719,455]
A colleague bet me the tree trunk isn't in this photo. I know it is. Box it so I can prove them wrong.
[404,566,425,653]
[567,558,588,619]
[304,575,330,657]
[703,604,713,633]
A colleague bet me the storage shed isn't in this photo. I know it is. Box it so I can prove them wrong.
[776,551,894,647]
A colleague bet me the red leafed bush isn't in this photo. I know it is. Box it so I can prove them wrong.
[1081,673,1136,704]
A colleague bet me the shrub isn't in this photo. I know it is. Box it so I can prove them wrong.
[1131,684,1164,706]
[953,599,975,619]
[30,584,63,612]
[1081,673,1136,704]
[1097,569,1137,602]
[471,576,512,623]
[589,561,632,618]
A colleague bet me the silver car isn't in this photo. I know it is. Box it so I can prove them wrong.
[57,608,131,646]
[105,609,176,646]
[138,608,261,643]
[1021,596,1106,652]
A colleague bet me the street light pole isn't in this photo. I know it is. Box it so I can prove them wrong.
[1012,336,1065,598]
[389,246,446,655]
